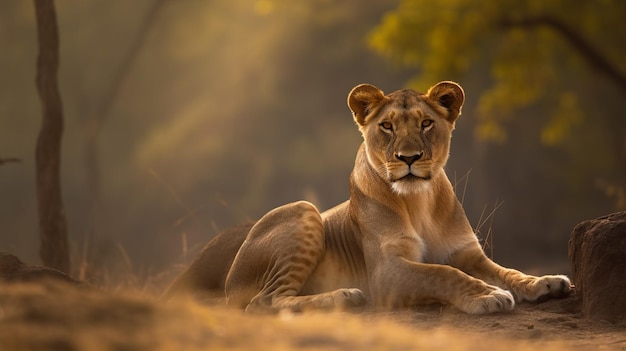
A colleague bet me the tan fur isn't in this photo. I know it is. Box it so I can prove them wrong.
[163,82,571,314]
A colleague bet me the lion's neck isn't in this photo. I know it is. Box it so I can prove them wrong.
[348,145,461,237]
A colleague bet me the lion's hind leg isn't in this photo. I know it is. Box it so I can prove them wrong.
[224,201,365,313]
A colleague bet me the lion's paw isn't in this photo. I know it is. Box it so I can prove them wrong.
[332,288,367,309]
[516,275,572,302]
[460,285,515,314]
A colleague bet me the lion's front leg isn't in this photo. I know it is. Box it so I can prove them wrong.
[369,256,515,314]
[449,243,572,303]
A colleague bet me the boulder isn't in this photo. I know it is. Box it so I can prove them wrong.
[0,251,79,285]
[568,211,626,324]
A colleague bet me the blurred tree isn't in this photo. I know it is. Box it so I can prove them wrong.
[82,0,164,247]
[33,0,70,273]
[370,1,625,140]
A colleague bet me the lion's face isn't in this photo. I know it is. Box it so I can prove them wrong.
[348,82,465,195]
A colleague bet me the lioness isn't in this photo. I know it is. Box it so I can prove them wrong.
[163,81,571,314]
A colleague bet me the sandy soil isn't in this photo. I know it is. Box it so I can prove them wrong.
[0,281,624,351]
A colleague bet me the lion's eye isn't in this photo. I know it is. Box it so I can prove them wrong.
[380,122,393,131]
[421,119,433,130]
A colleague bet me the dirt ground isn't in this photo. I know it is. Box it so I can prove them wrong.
[0,281,624,351]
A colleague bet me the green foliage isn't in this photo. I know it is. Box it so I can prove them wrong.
[370,1,489,86]
[369,0,626,145]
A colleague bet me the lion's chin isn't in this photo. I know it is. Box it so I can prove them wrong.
[390,175,431,195]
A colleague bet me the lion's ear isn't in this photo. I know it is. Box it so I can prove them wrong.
[348,84,385,126]
[427,81,465,123]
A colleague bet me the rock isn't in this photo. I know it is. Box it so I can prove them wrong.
[0,251,79,285]
[568,211,626,324]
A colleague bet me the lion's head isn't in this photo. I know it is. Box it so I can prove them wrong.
[347,81,465,195]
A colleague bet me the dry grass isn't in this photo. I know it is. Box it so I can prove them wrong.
[452,170,503,259]
[1,280,624,351]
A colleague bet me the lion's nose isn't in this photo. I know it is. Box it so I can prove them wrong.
[395,151,423,165]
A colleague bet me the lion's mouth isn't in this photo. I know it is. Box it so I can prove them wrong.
[391,171,432,183]
[398,173,431,182]
[387,164,433,183]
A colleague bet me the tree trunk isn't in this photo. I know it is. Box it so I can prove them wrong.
[33,0,70,274]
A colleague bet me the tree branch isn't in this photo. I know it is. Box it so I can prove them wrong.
[0,158,21,166]
[499,15,626,94]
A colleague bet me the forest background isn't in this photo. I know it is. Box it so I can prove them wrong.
[1,0,624,284]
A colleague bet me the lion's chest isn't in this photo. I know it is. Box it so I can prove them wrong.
[406,217,470,264]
